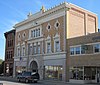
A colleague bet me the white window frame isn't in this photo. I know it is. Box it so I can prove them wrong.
[22,32,26,40]
[17,46,20,57]
[45,35,51,53]
[18,33,21,41]
[70,45,85,56]
[54,20,60,29]
[53,33,60,52]
[22,45,25,56]
[30,26,42,39]
[46,23,51,31]
[33,43,37,54]
[37,45,40,54]
[93,43,100,53]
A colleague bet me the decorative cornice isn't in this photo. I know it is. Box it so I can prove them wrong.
[14,2,70,28]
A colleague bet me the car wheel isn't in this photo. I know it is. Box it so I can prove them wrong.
[25,79,29,83]
[17,78,20,82]
[34,81,37,83]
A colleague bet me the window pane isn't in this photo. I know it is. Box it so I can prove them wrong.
[81,47,85,54]
[38,45,40,54]
[55,41,60,52]
[70,47,74,55]
[34,46,36,54]
[94,44,99,53]
[75,47,80,54]
[47,43,51,53]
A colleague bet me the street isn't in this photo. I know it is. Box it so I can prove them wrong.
[0,80,100,85]
[0,80,42,85]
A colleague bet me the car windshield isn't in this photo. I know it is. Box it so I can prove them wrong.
[22,72,31,76]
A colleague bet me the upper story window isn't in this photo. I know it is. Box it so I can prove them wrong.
[54,20,60,29]
[22,46,25,56]
[70,46,85,55]
[31,27,41,38]
[70,47,74,55]
[37,45,40,54]
[29,44,32,55]
[33,46,36,54]
[22,32,26,40]
[94,44,100,53]
[17,47,20,57]
[75,46,81,54]
[54,33,60,52]
[18,33,21,41]
[47,42,51,53]
[46,23,51,31]
[55,41,60,52]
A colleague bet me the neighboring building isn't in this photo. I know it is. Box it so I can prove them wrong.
[68,32,100,83]
[13,2,98,82]
[4,29,16,76]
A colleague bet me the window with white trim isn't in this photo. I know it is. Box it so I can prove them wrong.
[22,32,26,40]
[53,33,60,52]
[94,44,100,53]
[54,20,60,29]
[75,46,81,54]
[34,46,37,54]
[46,23,51,31]
[22,46,25,56]
[17,47,20,57]
[47,42,51,53]
[29,44,32,55]
[18,33,21,41]
[70,47,74,55]
[31,27,41,38]
[37,45,40,54]
[55,41,60,52]
[70,46,85,55]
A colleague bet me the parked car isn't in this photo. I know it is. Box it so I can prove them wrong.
[17,71,40,83]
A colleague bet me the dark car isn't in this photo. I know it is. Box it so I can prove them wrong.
[17,71,40,83]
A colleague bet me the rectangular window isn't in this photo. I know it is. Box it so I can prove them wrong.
[94,44,100,53]
[17,47,20,57]
[29,46,32,55]
[33,30,35,37]
[75,47,80,54]
[38,45,40,54]
[70,47,74,55]
[36,29,38,37]
[34,46,37,54]
[22,47,25,56]
[38,28,40,36]
[55,41,60,52]
[81,47,85,54]
[47,43,51,53]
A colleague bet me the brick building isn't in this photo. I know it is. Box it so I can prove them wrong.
[13,2,98,82]
[4,29,15,76]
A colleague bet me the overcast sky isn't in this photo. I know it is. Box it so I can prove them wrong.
[0,0,100,60]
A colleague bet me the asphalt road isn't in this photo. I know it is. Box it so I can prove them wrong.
[0,80,44,85]
[0,80,100,85]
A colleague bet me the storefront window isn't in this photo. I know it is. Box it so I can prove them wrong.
[70,67,83,80]
[45,66,62,80]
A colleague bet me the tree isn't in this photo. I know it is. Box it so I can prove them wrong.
[0,59,3,64]
[0,59,4,74]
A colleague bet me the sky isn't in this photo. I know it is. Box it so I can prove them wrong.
[0,0,100,60]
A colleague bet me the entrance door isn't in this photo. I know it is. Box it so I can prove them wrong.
[30,61,38,72]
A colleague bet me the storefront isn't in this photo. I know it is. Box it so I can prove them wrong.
[14,61,27,75]
[69,66,100,83]
[45,66,63,80]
